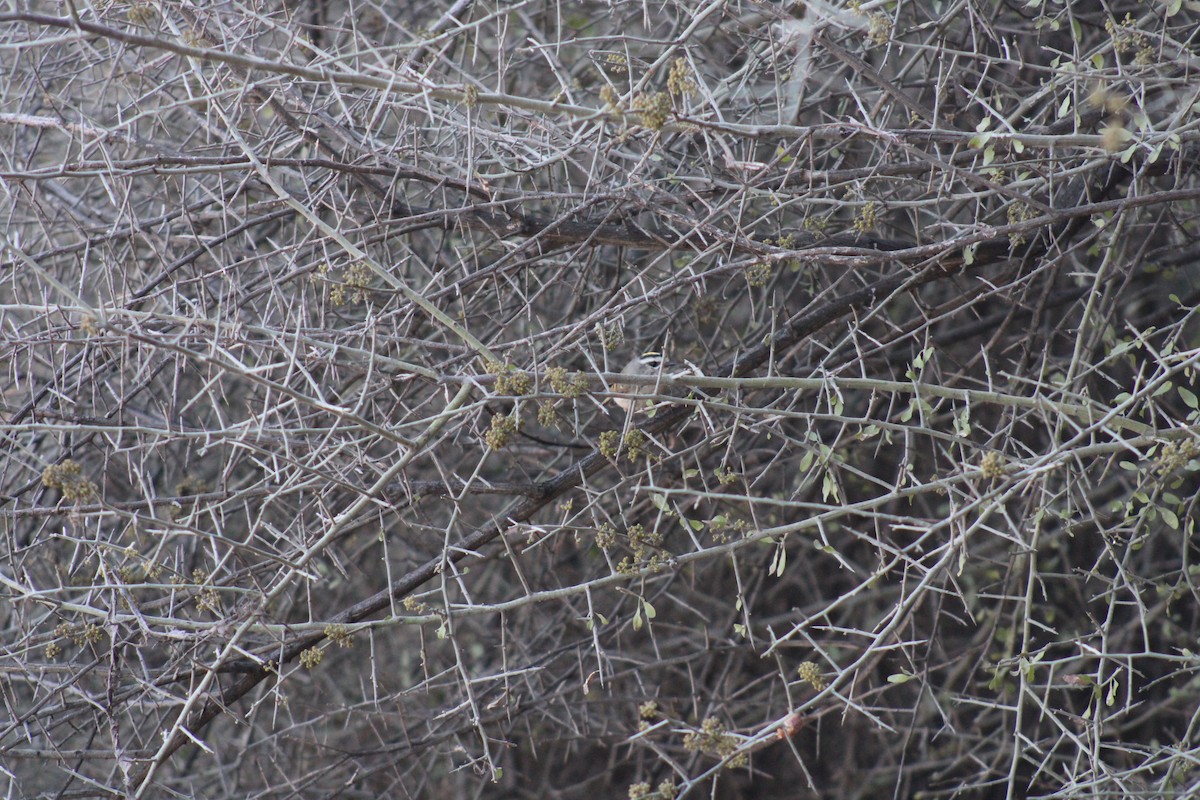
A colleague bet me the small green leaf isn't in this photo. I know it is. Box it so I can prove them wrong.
[1162,507,1179,530]
[954,407,971,437]
[962,243,977,266]
[770,543,787,577]
[857,423,881,440]
[821,471,840,502]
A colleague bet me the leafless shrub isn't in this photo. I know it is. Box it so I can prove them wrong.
[2,1,1200,797]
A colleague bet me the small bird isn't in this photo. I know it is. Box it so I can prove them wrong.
[612,351,706,411]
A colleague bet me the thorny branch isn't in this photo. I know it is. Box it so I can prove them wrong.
[3,2,1200,799]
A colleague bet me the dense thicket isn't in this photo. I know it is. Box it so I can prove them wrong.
[2,2,1200,797]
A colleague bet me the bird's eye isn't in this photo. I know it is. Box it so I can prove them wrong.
[641,351,665,368]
